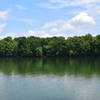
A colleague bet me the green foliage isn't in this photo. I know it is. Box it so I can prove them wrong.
[0,34,100,57]
[0,37,17,56]
[15,37,32,56]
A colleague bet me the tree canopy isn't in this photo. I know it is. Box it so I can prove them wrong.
[0,34,100,57]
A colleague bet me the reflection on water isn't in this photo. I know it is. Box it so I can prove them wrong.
[0,57,100,100]
[0,57,100,77]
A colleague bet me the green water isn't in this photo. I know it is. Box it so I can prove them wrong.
[0,57,100,100]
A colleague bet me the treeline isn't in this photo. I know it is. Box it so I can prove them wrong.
[0,34,100,57]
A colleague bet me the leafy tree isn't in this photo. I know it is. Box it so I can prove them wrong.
[0,37,17,56]
[15,37,32,57]
[0,34,99,57]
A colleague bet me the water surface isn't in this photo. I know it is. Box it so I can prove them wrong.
[0,57,100,100]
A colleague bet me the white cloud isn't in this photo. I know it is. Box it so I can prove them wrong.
[47,0,100,8]
[1,9,97,38]
[50,0,99,5]
[42,20,65,29]
[0,9,10,20]
[26,30,50,37]
[0,9,10,33]
[43,22,56,29]
[85,4,100,18]
[18,11,95,38]
[0,24,6,32]
[9,11,95,38]
[41,12,96,37]
[0,32,17,39]
[70,12,95,25]
[16,5,27,10]
[1,31,50,39]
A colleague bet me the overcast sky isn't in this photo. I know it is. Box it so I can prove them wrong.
[0,0,100,38]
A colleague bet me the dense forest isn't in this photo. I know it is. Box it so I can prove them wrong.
[0,34,100,57]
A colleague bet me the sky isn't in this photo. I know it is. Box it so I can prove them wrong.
[0,0,100,38]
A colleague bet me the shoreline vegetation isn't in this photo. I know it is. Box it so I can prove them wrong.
[0,34,100,57]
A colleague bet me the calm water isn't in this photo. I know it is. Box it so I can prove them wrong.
[0,58,100,100]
